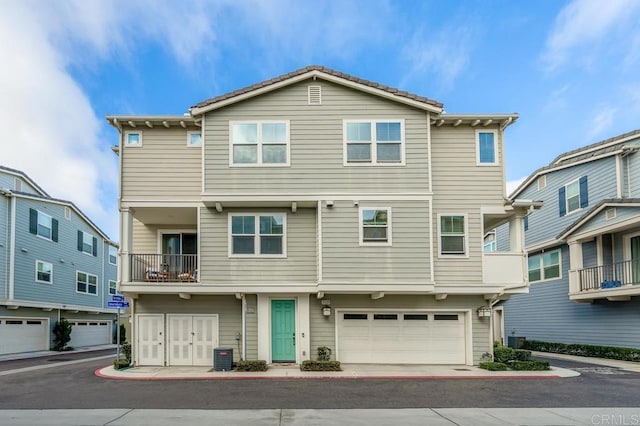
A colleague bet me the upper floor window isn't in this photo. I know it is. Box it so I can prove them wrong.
[559,176,588,217]
[439,214,467,256]
[344,120,404,165]
[109,280,117,295]
[229,214,286,257]
[477,130,498,165]
[35,260,53,284]
[77,271,98,295]
[360,207,392,246]
[109,246,118,265]
[483,231,496,252]
[29,208,58,242]
[78,230,97,256]
[187,131,202,147]
[125,131,142,147]
[528,249,561,282]
[230,121,289,166]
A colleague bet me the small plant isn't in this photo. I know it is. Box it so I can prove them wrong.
[493,340,502,349]
[493,346,517,364]
[317,346,332,361]
[53,319,72,351]
[235,360,268,372]
[113,358,130,369]
[479,362,508,371]
[300,360,342,371]
[480,352,493,362]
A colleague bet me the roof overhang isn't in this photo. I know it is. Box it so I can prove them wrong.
[558,201,640,242]
[105,115,200,132]
[430,113,519,130]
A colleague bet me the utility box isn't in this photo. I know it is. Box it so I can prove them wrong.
[507,336,526,349]
[214,348,233,371]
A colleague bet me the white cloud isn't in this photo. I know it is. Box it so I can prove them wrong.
[506,177,527,197]
[542,0,640,71]
[587,105,617,139]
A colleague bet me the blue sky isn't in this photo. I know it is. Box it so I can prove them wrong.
[2,0,640,240]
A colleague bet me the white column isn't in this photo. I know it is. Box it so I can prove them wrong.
[120,208,134,284]
[257,294,269,362]
[509,214,526,253]
[298,295,310,362]
[568,241,583,293]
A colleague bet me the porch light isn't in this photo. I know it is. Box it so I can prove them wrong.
[477,306,491,318]
[322,306,332,317]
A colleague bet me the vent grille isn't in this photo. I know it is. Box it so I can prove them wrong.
[537,175,546,190]
[308,85,322,105]
[606,208,616,220]
[14,178,22,192]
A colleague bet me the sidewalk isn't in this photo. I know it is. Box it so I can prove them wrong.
[0,344,116,362]
[532,351,640,373]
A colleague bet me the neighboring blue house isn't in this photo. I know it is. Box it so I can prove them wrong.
[495,129,640,349]
[0,165,118,355]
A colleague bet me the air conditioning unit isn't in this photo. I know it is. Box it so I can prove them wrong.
[213,348,233,371]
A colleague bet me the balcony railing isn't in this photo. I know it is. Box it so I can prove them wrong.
[483,252,527,286]
[578,259,640,292]
[129,254,198,283]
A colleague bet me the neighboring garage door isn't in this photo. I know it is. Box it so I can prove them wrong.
[167,315,218,366]
[0,317,48,355]
[337,311,466,364]
[69,320,112,347]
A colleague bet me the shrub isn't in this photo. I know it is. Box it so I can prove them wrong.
[117,324,127,345]
[510,360,550,371]
[493,346,517,364]
[235,360,268,372]
[317,346,332,361]
[514,349,531,361]
[523,339,640,362]
[493,340,502,349]
[113,358,130,370]
[122,343,131,363]
[479,362,508,371]
[300,360,342,371]
[53,319,72,351]
[480,352,493,362]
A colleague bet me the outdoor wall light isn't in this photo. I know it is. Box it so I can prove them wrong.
[477,306,491,318]
[322,306,332,317]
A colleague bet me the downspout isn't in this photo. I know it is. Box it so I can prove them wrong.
[242,294,247,360]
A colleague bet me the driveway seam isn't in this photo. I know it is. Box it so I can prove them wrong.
[431,408,460,425]
[104,408,135,426]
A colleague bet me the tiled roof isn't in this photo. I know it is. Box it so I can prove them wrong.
[191,65,444,110]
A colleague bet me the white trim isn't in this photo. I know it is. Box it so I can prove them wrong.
[124,131,142,147]
[187,131,202,147]
[427,112,433,194]
[35,260,53,285]
[428,199,434,282]
[528,248,562,283]
[108,280,117,295]
[8,194,16,299]
[358,207,392,246]
[596,235,604,269]
[0,299,117,314]
[627,156,632,197]
[76,270,99,296]
[229,120,290,167]
[228,213,287,258]
[561,203,640,241]
[437,213,469,258]
[616,154,623,198]
[201,194,433,205]
[476,129,499,166]
[317,201,323,283]
[622,231,640,262]
[343,119,406,166]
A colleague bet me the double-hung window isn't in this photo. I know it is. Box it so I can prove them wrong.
[230,214,286,256]
[344,120,404,165]
[109,246,117,265]
[528,249,561,282]
[231,121,289,166]
[359,207,392,245]
[77,271,98,295]
[559,176,588,216]
[439,214,467,256]
[477,130,498,164]
[29,208,58,242]
[109,280,117,295]
[35,260,52,284]
[78,231,97,256]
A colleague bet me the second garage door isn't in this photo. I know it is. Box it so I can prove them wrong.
[69,320,112,347]
[337,311,466,364]
[0,318,48,355]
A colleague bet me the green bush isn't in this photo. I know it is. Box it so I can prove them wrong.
[53,319,72,351]
[300,360,342,371]
[493,346,517,363]
[235,360,268,372]
[510,360,550,371]
[122,343,131,363]
[479,362,508,371]
[317,346,332,361]
[514,349,531,361]
[523,339,640,362]
[113,358,130,370]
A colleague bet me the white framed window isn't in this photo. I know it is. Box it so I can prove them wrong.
[37,211,52,239]
[359,207,392,246]
[35,260,53,284]
[483,231,496,252]
[29,208,57,241]
[344,119,405,165]
[229,213,286,257]
[187,131,202,147]
[565,179,580,214]
[79,231,96,256]
[230,121,290,166]
[109,280,117,295]
[438,214,468,257]
[528,249,561,282]
[476,130,498,165]
[124,131,142,147]
[109,246,117,265]
[76,271,98,295]
[559,176,588,217]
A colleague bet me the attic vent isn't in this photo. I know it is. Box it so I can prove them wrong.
[308,85,322,105]
[606,208,616,220]
[65,206,71,220]
[537,175,546,190]
[14,178,22,192]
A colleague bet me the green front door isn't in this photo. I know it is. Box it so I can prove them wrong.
[271,300,296,362]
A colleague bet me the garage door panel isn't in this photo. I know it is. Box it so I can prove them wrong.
[0,318,48,355]
[69,321,111,347]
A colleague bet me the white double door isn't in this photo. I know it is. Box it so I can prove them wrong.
[168,315,218,366]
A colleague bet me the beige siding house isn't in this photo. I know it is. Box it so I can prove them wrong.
[108,66,534,367]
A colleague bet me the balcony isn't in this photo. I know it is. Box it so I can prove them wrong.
[483,252,527,289]
[572,259,640,301]
[128,254,198,283]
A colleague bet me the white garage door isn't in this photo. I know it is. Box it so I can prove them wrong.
[69,320,111,347]
[168,315,218,366]
[337,311,466,364]
[0,318,48,355]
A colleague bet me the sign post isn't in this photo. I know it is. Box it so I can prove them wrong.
[108,297,130,366]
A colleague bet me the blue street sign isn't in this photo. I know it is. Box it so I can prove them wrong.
[108,301,130,308]
[111,295,125,302]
